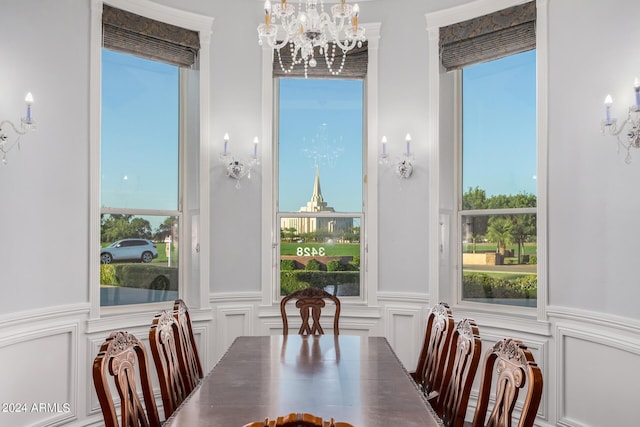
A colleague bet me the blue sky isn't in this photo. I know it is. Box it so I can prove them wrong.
[278,78,363,212]
[462,49,537,197]
[101,50,179,212]
[102,49,536,220]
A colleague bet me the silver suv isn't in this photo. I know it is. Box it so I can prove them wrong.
[100,239,158,264]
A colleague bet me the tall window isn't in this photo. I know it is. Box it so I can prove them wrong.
[438,1,538,308]
[460,50,537,307]
[98,4,200,307]
[277,78,364,298]
[100,50,181,307]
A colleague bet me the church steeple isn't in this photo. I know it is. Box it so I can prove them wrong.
[311,164,324,204]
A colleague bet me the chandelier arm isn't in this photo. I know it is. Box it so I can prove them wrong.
[270,38,292,51]
[333,39,355,52]
[0,120,29,137]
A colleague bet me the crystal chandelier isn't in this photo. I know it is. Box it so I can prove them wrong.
[257,0,366,78]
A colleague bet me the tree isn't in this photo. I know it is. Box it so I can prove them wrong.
[462,187,489,238]
[281,227,298,242]
[154,216,178,241]
[101,214,152,243]
[509,213,536,263]
[462,186,487,210]
[486,217,513,255]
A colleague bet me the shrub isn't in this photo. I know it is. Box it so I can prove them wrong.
[280,271,310,295]
[527,255,537,265]
[305,259,321,271]
[100,264,119,286]
[327,260,346,271]
[113,264,179,290]
[281,259,296,271]
[462,272,537,299]
[349,256,360,270]
[279,270,360,295]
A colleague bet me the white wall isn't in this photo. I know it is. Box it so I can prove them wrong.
[1,0,639,426]
[547,0,640,319]
[0,0,90,315]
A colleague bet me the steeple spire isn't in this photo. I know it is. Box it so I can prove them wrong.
[311,164,324,203]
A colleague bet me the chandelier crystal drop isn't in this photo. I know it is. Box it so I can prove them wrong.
[257,0,366,78]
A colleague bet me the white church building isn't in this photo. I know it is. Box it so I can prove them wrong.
[280,166,353,237]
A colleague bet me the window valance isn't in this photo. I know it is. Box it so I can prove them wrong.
[440,1,535,71]
[102,4,200,68]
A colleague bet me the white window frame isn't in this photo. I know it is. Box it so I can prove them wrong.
[425,0,548,321]
[88,0,213,319]
[260,23,381,306]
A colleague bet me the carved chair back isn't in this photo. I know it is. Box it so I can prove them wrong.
[149,310,189,419]
[471,338,543,427]
[280,288,341,335]
[411,302,455,398]
[435,318,482,427]
[173,299,203,393]
[92,331,161,427]
[242,412,354,427]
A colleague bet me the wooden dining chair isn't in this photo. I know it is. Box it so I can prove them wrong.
[470,338,543,427]
[92,331,161,427]
[280,287,341,335]
[173,299,203,393]
[410,302,455,399]
[242,412,355,427]
[433,318,482,427]
[149,310,188,419]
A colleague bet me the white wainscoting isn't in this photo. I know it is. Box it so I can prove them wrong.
[0,304,88,427]
[550,307,640,427]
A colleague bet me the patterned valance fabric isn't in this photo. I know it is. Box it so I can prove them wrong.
[440,1,536,71]
[102,4,200,68]
[273,42,368,79]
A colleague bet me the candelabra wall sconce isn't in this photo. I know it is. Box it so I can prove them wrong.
[0,92,36,164]
[379,133,414,179]
[601,78,640,164]
[219,133,260,188]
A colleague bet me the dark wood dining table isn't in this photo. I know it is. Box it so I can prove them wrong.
[163,334,443,426]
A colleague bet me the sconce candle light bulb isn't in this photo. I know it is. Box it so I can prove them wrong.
[381,136,387,156]
[223,132,229,154]
[264,0,271,25]
[634,78,640,109]
[253,136,259,158]
[25,92,34,123]
[405,133,411,156]
[604,95,613,125]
